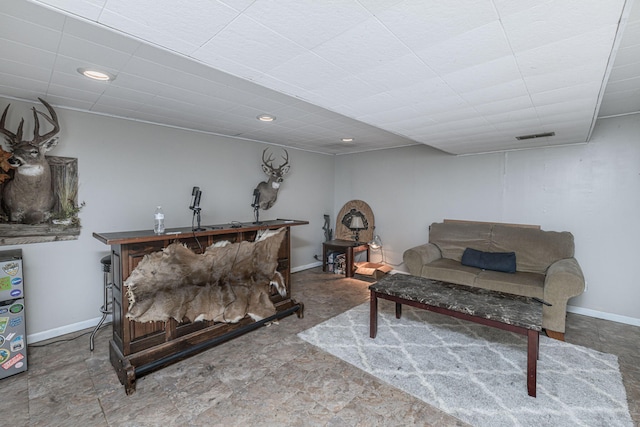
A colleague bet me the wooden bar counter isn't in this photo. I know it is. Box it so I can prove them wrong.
[93,219,308,394]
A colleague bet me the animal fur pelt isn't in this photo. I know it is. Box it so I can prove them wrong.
[124,227,287,324]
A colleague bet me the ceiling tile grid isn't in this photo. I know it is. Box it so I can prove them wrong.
[0,0,635,156]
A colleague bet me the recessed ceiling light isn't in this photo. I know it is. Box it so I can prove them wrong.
[77,68,116,81]
[341,137,354,142]
[515,132,555,141]
[257,114,276,122]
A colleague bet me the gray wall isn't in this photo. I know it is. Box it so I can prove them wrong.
[0,97,334,341]
[2,95,638,340]
[334,114,640,324]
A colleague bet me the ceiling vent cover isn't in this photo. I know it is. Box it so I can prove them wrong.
[516,132,556,141]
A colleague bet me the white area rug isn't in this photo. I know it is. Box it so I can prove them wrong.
[298,303,633,427]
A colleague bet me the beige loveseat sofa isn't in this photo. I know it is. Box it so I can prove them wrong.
[403,220,585,340]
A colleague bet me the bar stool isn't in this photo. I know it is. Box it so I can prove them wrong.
[90,255,112,351]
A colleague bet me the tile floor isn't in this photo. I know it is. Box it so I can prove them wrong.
[2,268,639,426]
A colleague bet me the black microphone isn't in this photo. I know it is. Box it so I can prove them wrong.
[251,189,260,208]
[189,186,200,210]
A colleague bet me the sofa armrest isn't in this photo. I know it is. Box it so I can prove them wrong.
[403,243,442,276]
[542,258,585,333]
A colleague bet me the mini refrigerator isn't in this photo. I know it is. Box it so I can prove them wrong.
[0,249,27,379]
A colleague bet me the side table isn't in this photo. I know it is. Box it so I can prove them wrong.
[323,239,369,278]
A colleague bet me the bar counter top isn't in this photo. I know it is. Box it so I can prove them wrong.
[93,219,308,245]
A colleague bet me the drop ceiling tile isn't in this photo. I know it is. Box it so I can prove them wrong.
[0,71,50,94]
[243,0,371,50]
[0,59,52,83]
[592,75,640,94]
[607,61,640,82]
[608,44,640,68]
[375,0,498,51]
[267,52,347,92]
[619,19,640,46]
[535,99,596,118]
[196,14,307,76]
[0,39,58,70]
[492,117,543,133]
[62,16,140,53]
[473,95,534,116]
[491,0,537,18]
[411,95,469,116]
[217,0,254,12]
[92,94,149,112]
[58,34,134,70]
[121,56,190,86]
[40,94,96,111]
[461,80,530,106]
[500,0,624,53]
[415,21,511,75]
[0,11,62,51]
[97,9,199,54]
[308,77,376,108]
[354,53,438,93]
[101,85,157,105]
[4,0,68,29]
[101,0,238,48]
[47,81,103,103]
[0,84,42,102]
[441,56,521,94]
[598,92,640,117]
[356,105,424,127]
[194,48,266,82]
[312,18,410,74]
[530,81,602,106]
[523,64,606,94]
[515,27,618,78]
[34,0,106,21]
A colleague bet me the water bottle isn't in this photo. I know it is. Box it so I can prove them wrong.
[154,206,165,234]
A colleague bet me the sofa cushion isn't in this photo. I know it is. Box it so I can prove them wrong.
[429,222,491,261]
[474,269,544,298]
[489,225,575,274]
[421,258,478,286]
[461,248,516,273]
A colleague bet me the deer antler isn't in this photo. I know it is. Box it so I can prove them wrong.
[279,150,289,168]
[0,98,59,148]
[32,98,60,146]
[262,148,275,168]
[0,104,25,147]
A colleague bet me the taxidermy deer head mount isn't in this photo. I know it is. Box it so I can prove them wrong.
[0,98,60,224]
[253,148,290,210]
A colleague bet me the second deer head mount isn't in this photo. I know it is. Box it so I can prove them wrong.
[253,148,290,210]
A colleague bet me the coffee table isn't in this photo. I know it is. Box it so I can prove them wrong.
[369,274,542,397]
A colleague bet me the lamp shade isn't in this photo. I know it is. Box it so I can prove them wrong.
[369,235,382,249]
[349,215,365,229]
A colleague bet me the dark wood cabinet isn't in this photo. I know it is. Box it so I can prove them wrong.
[93,219,307,394]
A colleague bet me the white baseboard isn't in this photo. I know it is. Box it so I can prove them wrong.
[28,315,112,344]
[292,261,322,273]
[27,271,638,343]
[567,305,640,327]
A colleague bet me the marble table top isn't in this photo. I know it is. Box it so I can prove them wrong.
[369,274,542,331]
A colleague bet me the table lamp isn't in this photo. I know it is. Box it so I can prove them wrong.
[349,216,365,241]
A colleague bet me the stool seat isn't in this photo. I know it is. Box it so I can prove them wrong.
[100,255,111,265]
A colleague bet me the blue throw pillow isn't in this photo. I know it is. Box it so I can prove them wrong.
[461,248,517,273]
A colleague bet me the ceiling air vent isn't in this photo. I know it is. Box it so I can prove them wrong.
[516,132,555,141]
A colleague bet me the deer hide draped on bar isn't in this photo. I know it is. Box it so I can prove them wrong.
[124,228,287,324]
